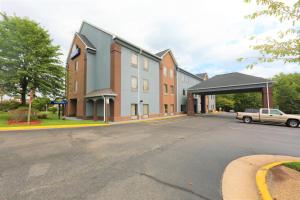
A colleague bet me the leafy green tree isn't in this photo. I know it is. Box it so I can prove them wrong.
[240,0,300,67]
[0,13,65,105]
[232,93,262,112]
[273,73,300,114]
[216,93,262,112]
[32,97,51,111]
[216,94,235,111]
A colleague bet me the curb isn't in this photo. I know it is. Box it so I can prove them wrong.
[256,160,298,200]
[0,114,186,132]
[110,114,186,125]
[0,123,110,132]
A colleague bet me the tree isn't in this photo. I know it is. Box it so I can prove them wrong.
[216,93,262,112]
[240,0,300,67]
[273,73,300,114]
[232,93,262,112]
[0,13,65,105]
[216,94,235,111]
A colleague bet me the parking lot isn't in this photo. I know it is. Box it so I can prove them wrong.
[0,114,299,200]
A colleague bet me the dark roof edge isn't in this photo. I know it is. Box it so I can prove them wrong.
[176,67,203,81]
[114,37,161,61]
[188,80,274,91]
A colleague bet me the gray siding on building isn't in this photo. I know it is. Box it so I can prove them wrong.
[80,23,113,92]
[120,47,160,117]
[177,71,201,112]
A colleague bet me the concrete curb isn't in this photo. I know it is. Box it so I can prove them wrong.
[110,114,187,125]
[0,123,110,132]
[222,155,300,200]
[0,114,186,132]
[256,160,299,200]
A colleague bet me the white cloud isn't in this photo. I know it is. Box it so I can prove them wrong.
[1,0,299,77]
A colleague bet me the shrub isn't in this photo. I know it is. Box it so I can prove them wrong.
[8,107,38,122]
[0,100,20,112]
[32,97,51,111]
[48,106,57,114]
[37,113,48,119]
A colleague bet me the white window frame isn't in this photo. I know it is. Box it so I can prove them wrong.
[131,53,138,67]
[163,66,167,77]
[131,76,138,91]
[143,58,149,71]
[74,80,78,93]
[143,79,149,92]
[75,60,79,71]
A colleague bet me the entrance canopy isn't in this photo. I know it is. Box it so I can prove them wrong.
[188,72,273,95]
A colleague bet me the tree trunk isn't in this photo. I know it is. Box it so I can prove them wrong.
[21,78,28,105]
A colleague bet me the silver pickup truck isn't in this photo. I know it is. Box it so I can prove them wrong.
[236,108,300,128]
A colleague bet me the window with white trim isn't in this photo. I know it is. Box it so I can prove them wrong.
[163,66,167,77]
[144,58,149,71]
[131,54,138,67]
[131,104,137,116]
[131,76,138,91]
[143,79,149,92]
[75,60,79,71]
[143,104,149,115]
[169,69,173,79]
[74,80,78,93]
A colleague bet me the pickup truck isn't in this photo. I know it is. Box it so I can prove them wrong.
[236,108,300,128]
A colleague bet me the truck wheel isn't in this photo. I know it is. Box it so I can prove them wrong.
[287,119,299,128]
[243,117,252,124]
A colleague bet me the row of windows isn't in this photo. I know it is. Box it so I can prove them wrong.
[164,84,175,95]
[164,104,175,114]
[131,104,175,116]
[131,54,149,71]
[131,77,149,92]
[163,67,174,79]
[131,104,149,116]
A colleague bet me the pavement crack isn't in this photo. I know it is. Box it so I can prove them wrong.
[139,172,212,200]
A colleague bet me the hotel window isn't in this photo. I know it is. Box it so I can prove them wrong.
[75,60,79,71]
[170,104,174,113]
[131,76,138,91]
[164,84,168,94]
[169,69,173,79]
[144,58,149,71]
[183,89,186,96]
[131,104,137,116]
[164,104,168,114]
[143,104,149,115]
[131,53,138,67]
[163,66,167,77]
[74,80,78,93]
[170,85,174,94]
[143,79,149,92]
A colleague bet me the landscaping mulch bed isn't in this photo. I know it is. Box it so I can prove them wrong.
[7,120,42,125]
[267,165,300,200]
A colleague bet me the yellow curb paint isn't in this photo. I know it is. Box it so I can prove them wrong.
[0,115,186,131]
[113,115,186,125]
[0,123,109,132]
[256,160,299,200]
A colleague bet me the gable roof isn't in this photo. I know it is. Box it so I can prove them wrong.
[156,49,170,57]
[188,72,273,92]
[79,21,161,61]
[196,73,208,80]
[155,49,178,66]
[76,33,96,52]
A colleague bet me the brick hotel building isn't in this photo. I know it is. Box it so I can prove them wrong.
[66,21,215,121]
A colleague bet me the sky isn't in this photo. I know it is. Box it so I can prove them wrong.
[1,0,299,78]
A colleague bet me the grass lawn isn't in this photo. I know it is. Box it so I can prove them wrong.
[283,162,300,172]
[0,111,105,127]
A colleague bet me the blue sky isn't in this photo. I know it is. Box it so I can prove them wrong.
[1,0,299,78]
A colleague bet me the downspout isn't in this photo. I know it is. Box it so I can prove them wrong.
[266,82,270,112]
[137,49,142,119]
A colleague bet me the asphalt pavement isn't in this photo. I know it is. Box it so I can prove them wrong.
[0,114,299,200]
